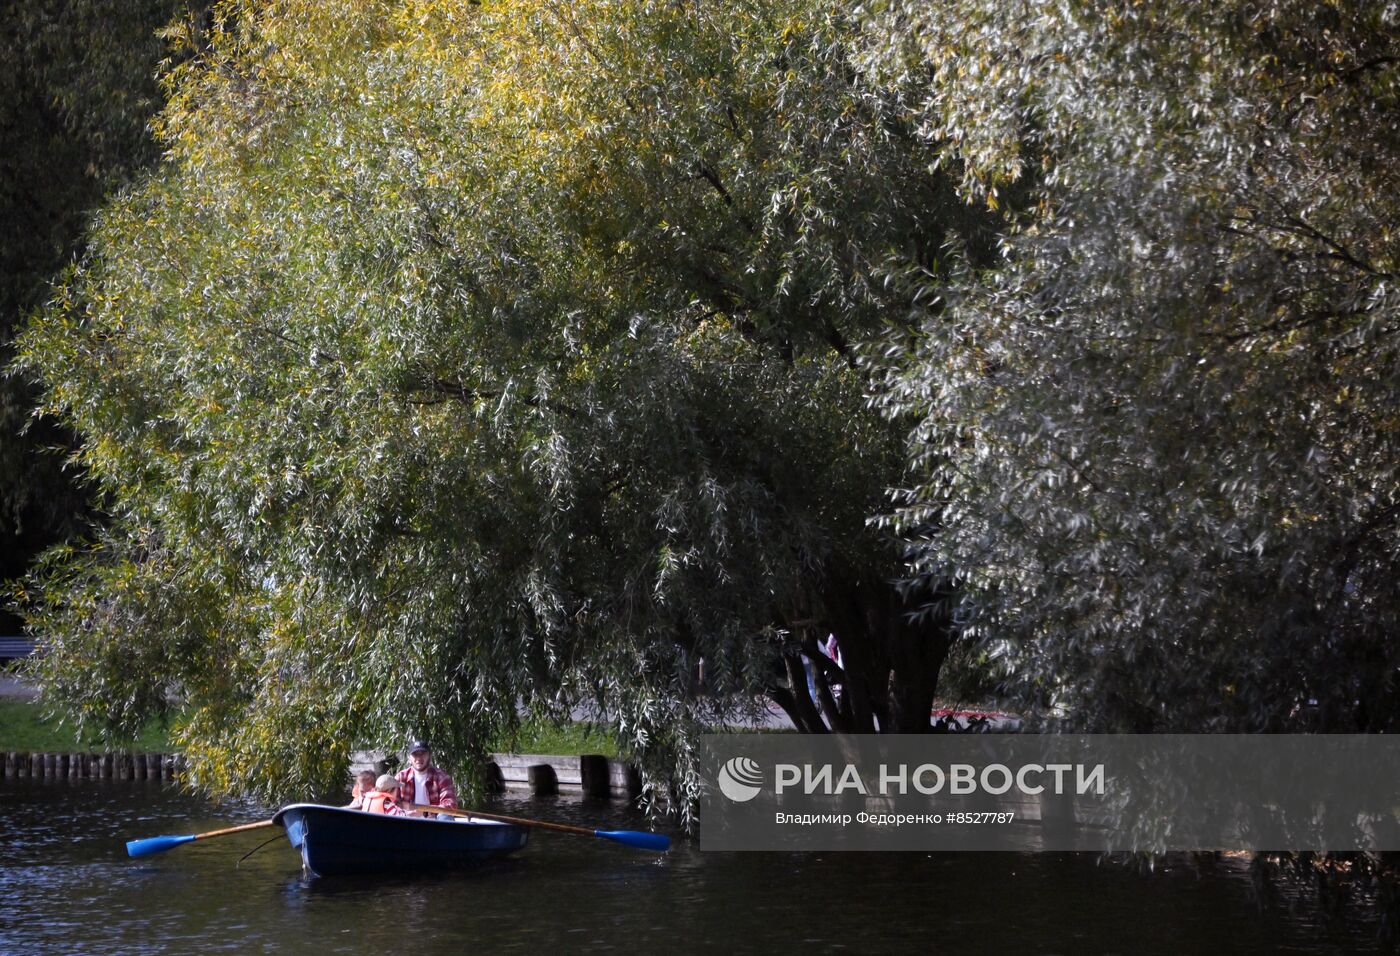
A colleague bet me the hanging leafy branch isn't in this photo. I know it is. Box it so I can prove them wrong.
[866,0,1400,733]
[15,0,991,815]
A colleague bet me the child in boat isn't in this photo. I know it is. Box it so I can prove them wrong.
[361,774,407,815]
[343,769,379,809]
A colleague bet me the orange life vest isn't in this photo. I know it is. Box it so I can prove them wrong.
[361,790,400,814]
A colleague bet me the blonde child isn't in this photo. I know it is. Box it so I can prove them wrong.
[343,769,379,810]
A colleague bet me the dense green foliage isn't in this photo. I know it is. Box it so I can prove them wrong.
[867,0,1400,732]
[0,0,204,632]
[17,0,1400,828]
[16,0,986,812]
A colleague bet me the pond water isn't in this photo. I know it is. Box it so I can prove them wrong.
[0,777,1382,954]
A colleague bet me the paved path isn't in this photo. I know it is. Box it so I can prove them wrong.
[570,698,796,730]
[0,674,37,700]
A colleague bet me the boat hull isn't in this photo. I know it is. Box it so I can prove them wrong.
[272,803,528,876]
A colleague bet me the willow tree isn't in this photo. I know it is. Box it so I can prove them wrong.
[16,0,988,808]
[866,0,1400,732]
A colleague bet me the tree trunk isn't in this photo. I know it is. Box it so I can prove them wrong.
[816,561,955,735]
[885,659,945,733]
[804,637,847,732]
[884,588,954,733]
[782,651,829,734]
[767,685,807,732]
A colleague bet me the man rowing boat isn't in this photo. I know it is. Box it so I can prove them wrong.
[396,740,457,817]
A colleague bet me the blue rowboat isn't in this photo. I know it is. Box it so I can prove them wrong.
[272,803,529,876]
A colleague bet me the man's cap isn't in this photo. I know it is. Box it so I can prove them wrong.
[407,740,431,754]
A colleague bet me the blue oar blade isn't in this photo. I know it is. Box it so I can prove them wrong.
[126,834,197,857]
[595,829,670,852]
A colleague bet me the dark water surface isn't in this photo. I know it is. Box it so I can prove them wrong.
[0,778,1381,954]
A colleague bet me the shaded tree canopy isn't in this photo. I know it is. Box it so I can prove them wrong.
[16,0,990,810]
[0,0,208,631]
[867,0,1400,732]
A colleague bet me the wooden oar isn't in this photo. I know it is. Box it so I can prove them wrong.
[126,819,277,858]
[408,803,670,852]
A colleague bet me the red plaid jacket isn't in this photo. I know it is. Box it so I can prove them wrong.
[396,764,457,811]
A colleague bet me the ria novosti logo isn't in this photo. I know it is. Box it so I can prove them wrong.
[714,755,1107,803]
[717,756,764,802]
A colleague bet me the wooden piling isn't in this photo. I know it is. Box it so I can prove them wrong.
[1039,788,1078,839]
[579,754,611,798]
[527,763,559,795]
[488,752,641,798]
[609,759,643,799]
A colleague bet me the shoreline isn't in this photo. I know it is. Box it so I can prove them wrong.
[0,747,641,798]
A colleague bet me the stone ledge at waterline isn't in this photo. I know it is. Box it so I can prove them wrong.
[4,751,181,780]
[350,751,643,799]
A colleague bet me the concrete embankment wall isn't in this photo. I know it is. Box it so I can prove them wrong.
[350,751,642,799]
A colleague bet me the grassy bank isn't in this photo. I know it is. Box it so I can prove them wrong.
[496,719,620,758]
[0,697,618,758]
[0,698,175,752]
